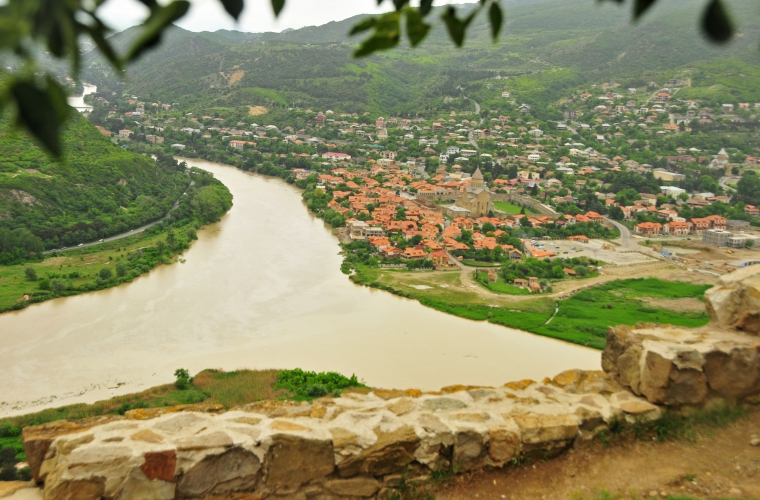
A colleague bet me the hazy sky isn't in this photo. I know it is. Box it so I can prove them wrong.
[99,0,398,33]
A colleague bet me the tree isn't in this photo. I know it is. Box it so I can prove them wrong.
[608,206,625,221]
[737,171,760,205]
[24,267,37,281]
[0,0,739,156]
[99,268,113,280]
[115,262,128,277]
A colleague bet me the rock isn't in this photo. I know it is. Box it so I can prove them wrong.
[42,465,106,500]
[385,398,416,416]
[118,469,175,500]
[264,434,334,488]
[57,434,94,456]
[130,430,164,444]
[488,426,520,465]
[513,414,578,457]
[450,412,490,422]
[324,477,381,497]
[729,487,743,495]
[269,420,311,432]
[337,425,419,478]
[704,348,760,398]
[372,389,423,400]
[176,431,233,451]
[704,265,760,334]
[618,400,661,419]
[141,450,177,481]
[177,447,261,498]
[552,370,619,394]
[750,438,760,446]
[154,413,208,434]
[329,428,360,449]
[503,379,535,391]
[125,404,224,420]
[21,416,120,483]
[0,482,36,499]
[640,350,708,406]
[422,398,467,411]
[452,430,488,471]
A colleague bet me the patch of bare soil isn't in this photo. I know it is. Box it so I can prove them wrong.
[248,105,269,116]
[640,296,706,313]
[436,408,760,500]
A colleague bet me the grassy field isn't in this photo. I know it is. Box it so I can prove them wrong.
[353,267,711,349]
[494,201,535,215]
[0,224,195,313]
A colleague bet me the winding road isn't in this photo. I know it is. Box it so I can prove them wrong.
[45,181,193,254]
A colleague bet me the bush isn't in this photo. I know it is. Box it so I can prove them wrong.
[174,368,191,389]
[99,268,113,280]
[115,262,128,277]
[274,368,365,400]
[24,267,37,281]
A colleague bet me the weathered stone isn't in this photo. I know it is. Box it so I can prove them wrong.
[153,413,207,434]
[130,429,164,444]
[452,430,487,471]
[270,420,311,432]
[385,398,416,416]
[422,398,467,411]
[450,412,490,422]
[574,407,605,431]
[468,389,498,401]
[329,427,360,449]
[513,414,578,457]
[141,450,176,482]
[264,434,334,488]
[488,426,520,464]
[324,477,381,497]
[618,400,658,415]
[125,404,224,421]
[616,345,644,395]
[21,416,120,483]
[0,482,35,499]
[704,265,760,334]
[176,432,233,451]
[118,468,175,500]
[640,350,673,404]
[337,425,419,478]
[232,417,262,426]
[372,389,423,400]
[177,447,261,498]
[704,348,760,398]
[503,379,535,391]
[57,434,94,455]
[43,465,106,500]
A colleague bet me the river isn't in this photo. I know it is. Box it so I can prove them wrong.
[67,84,97,112]
[0,159,600,417]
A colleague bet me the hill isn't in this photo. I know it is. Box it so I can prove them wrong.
[82,0,760,115]
[0,114,189,255]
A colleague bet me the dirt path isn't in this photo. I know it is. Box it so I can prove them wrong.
[436,407,760,500]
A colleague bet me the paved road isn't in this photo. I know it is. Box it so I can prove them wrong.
[604,217,638,251]
[719,176,738,192]
[464,96,483,149]
[45,182,193,254]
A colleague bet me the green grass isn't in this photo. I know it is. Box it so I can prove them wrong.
[355,266,712,350]
[494,201,535,215]
[462,260,502,267]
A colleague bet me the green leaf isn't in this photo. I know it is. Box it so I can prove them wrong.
[349,17,377,36]
[405,8,431,47]
[420,0,434,16]
[270,0,285,17]
[441,6,476,47]
[701,0,733,43]
[123,0,190,62]
[353,12,401,57]
[489,2,503,41]
[9,77,70,158]
[219,0,244,19]
[633,0,657,19]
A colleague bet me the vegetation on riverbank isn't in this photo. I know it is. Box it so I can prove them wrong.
[351,268,711,349]
[0,167,232,313]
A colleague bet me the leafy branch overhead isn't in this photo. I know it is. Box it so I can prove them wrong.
[0,0,740,156]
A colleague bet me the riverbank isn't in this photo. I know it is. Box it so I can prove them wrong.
[0,168,232,314]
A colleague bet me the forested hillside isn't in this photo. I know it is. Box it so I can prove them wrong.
[83,0,760,116]
[0,114,189,254]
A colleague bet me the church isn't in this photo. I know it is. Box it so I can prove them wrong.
[455,167,493,217]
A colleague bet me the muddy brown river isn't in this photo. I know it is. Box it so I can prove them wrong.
[0,159,599,417]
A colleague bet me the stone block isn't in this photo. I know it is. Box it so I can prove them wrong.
[452,430,488,471]
[324,477,381,497]
[177,447,261,498]
[337,425,419,478]
[513,414,578,457]
[704,265,760,334]
[21,416,120,483]
[264,434,334,489]
[488,426,520,465]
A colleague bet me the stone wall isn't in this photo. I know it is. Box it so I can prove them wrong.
[20,266,760,500]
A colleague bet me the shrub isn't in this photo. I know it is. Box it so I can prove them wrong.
[274,368,365,400]
[174,368,191,390]
[24,267,37,281]
[99,268,113,280]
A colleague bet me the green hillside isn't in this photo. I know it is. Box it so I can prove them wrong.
[0,114,189,253]
[83,0,760,115]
